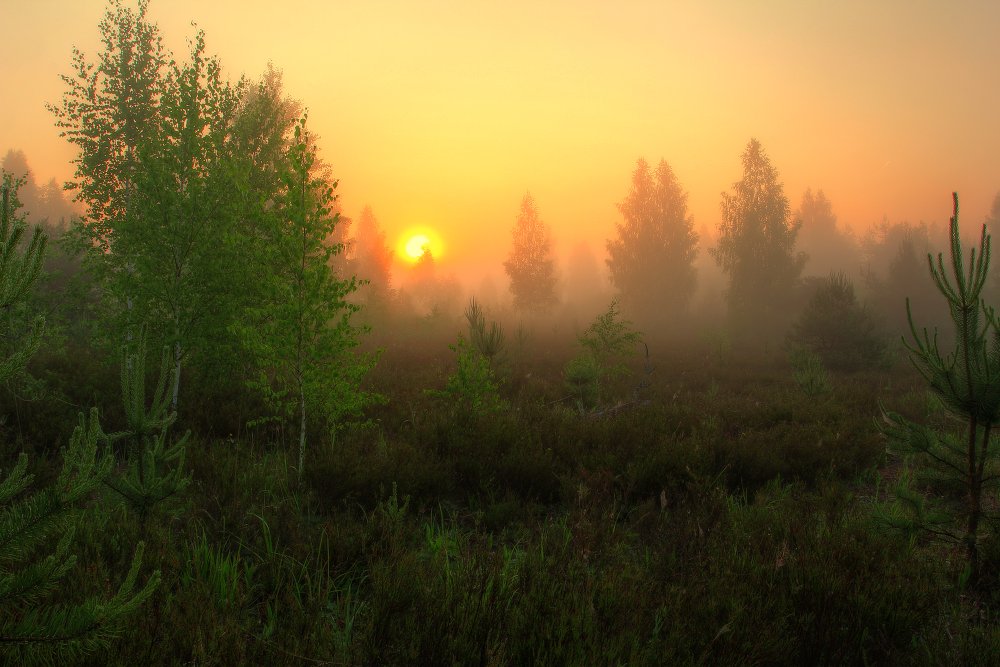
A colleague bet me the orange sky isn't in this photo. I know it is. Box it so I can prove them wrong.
[3,0,1000,285]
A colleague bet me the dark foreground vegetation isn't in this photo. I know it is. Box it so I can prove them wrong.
[4,325,1000,665]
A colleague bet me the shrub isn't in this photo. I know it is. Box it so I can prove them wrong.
[789,272,887,371]
[563,300,643,411]
[563,353,600,412]
[428,336,505,420]
[788,345,832,396]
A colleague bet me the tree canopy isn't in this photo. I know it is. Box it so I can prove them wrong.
[712,138,804,338]
[504,193,558,313]
[607,158,698,324]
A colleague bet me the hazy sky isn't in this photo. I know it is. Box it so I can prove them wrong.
[3,0,999,282]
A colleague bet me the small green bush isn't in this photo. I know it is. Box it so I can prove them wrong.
[563,300,643,412]
[428,336,505,420]
[789,272,887,371]
[563,352,600,412]
[789,345,832,396]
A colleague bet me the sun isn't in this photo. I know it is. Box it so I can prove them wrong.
[398,227,443,263]
[405,234,431,260]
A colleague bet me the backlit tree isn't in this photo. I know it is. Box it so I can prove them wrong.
[607,158,698,324]
[352,205,394,309]
[711,139,805,338]
[50,0,247,410]
[795,188,860,278]
[504,193,558,313]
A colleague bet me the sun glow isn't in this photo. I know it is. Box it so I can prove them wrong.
[398,228,443,263]
[405,234,431,259]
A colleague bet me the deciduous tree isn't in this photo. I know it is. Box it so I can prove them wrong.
[795,188,860,278]
[607,159,698,323]
[504,193,558,313]
[351,205,395,309]
[246,118,373,481]
[711,139,804,339]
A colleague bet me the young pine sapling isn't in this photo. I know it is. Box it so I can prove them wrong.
[880,193,1000,585]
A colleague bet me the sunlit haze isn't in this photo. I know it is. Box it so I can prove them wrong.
[402,232,439,262]
[3,0,1000,286]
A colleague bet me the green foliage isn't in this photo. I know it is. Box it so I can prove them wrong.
[429,336,505,420]
[0,411,159,664]
[464,297,504,366]
[606,158,699,320]
[577,298,642,379]
[563,353,600,412]
[181,530,254,612]
[0,172,158,661]
[879,193,1000,583]
[562,299,642,413]
[788,345,832,396]
[0,177,47,384]
[25,6,1000,664]
[102,330,190,525]
[242,115,375,481]
[789,272,887,371]
[52,1,250,407]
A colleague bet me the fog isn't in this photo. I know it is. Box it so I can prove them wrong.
[5,0,1000,352]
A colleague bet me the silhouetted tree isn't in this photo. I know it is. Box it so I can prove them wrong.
[0,151,76,233]
[863,220,946,336]
[711,139,804,339]
[607,159,698,324]
[504,193,558,313]
[37,178,76,232]
[788,272,886,371]
[564,240,609,324]
[404,247,460,317]
[796,188,860,278]
[351,205,394,309]
[410,246,436,294]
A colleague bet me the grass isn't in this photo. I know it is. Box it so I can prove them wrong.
[6,328,1000,665]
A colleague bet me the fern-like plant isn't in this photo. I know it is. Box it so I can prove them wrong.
[879,193,1000,584]
[103,329,190,527]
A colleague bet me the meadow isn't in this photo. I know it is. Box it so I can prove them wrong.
[4,4,999,663]
[8,318,1000,666]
